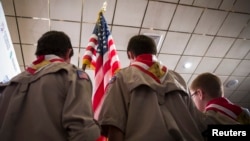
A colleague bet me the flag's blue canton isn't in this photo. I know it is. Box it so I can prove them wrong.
[93,13,109,56]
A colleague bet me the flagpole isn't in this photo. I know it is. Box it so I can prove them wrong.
[82,1,108,71]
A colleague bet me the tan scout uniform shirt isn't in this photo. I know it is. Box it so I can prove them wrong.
[0,63,100,141]
[98,66,235,141]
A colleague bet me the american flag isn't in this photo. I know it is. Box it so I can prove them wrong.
[82,11,121,120]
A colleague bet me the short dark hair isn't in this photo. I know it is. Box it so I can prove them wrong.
[127,35,157,58]
[190,72,223,98]
[35,30,73,58]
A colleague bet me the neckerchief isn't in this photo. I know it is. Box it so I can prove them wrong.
[130,54,167,83]
[26,55,65,74]
[205,97,242,121]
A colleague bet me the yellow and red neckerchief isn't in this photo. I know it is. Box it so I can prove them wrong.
[130,54,167,84]
[26,55,65,75]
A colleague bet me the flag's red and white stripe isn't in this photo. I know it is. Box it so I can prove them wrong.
[82,11,121,121]
[92,36,120,119]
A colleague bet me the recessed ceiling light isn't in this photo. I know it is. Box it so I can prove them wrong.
[184,62,192,69]
[225,79,239,88]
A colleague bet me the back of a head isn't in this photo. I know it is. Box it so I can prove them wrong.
[35,30,73,58]
[127,35,157,58]
[191,72,223,98]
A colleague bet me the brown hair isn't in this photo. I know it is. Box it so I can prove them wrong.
[190,72,223,98]
[127,35,157,59]
[35,30,73,58]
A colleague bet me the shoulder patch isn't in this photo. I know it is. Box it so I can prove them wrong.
[109,76,116,84]
[77,70,89,80]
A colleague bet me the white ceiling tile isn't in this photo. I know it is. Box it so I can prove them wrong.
[22,45,36,66]
[82,0,115,24]
[229,90,248,103]
[158,54,180,70]
[205,37,234,57]
[1,0,15,15]
[15,0,48,18]
[114,0,147,27]
[232,0,250,14]
[193,0,222,9]
[111,26,140,50]
[226,39,250,59]
[180,73,193,84]
[217,75,230,97]
[18,18,49,44]
[160,32,191,54]
[82,0,102,23]
[194,9,227,35]
[215,59,241,75]
[179,0,194,5]
[71,48,80,67]
[232,60,250,76]
[140,29,167,53]
[117,51,130,68]
[81,23,96,47]
[51,21,81,47]
[175,56,202,73]
[6,17,19,43]
[183,34,213,56]
[223,90,234,98]
[142,1,176,30]
[238,77,250,91]
[239,23,250,39]
[13,44,24,66]
[217,75,229,84]
[245,52,250,59]
[195,57,221,73]
[219,0,234,11]
[217,13,250,37]
[160,0,179,3]
[188,74,198,86]
[50,0,82,21]
[169,5,203,32]
[240,93,250,103]
[85,69,95,84]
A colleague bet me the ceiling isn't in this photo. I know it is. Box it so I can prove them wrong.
[1,0,250,110]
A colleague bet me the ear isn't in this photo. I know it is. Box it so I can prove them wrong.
[196,89,204,100]
[65,48,72,63]
[128,51,135,60]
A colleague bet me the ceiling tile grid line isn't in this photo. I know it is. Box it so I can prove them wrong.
[4,7,250,43]
[174,6,206,71]
[3,5,249,48]
[189,11,233,75]
[4,1,250,27]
